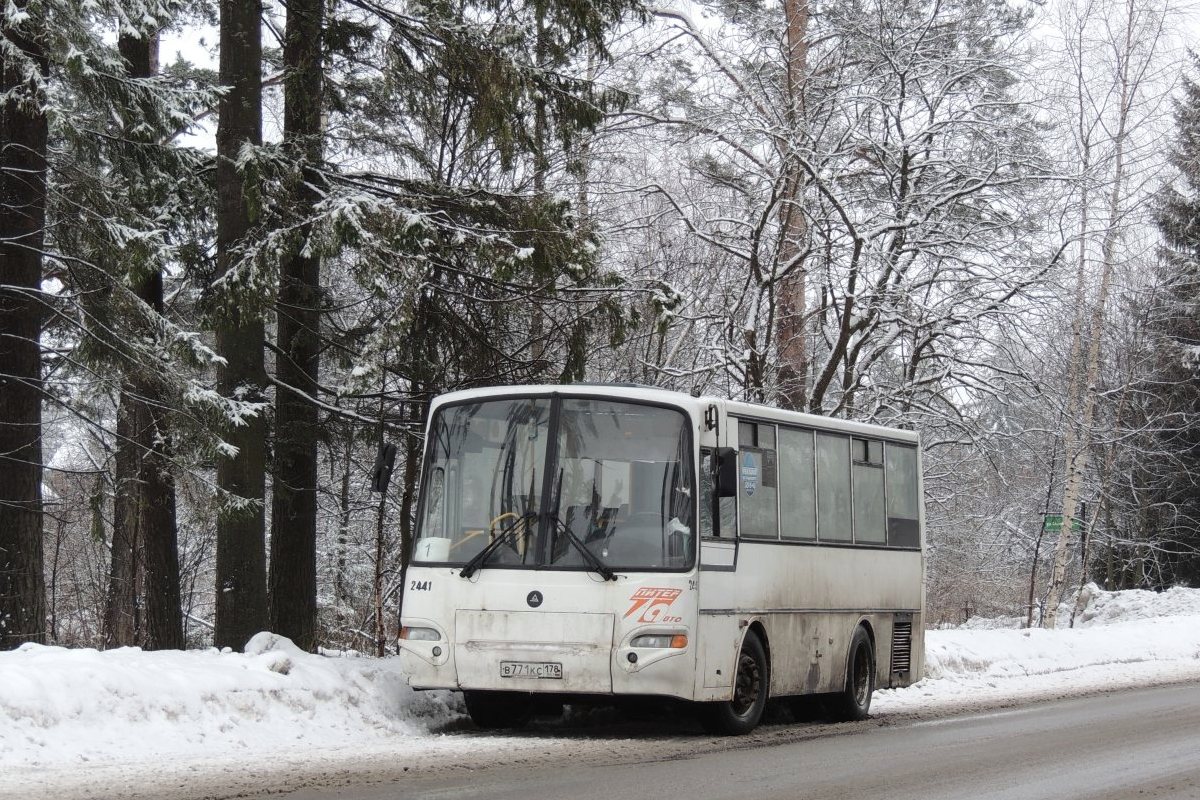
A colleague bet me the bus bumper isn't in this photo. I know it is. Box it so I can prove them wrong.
[401,610,697,700]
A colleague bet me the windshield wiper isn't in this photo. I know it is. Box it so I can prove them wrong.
[548,513,617,581]
[459,510,537,579]
[548,468,617,582]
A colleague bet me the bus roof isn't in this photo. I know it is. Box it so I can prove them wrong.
[427,384,920,445]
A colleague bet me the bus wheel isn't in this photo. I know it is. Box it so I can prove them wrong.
[830,626,875,722]
[700,630,769,735]
[463,690,533,729]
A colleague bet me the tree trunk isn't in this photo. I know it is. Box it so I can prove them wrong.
[0,0,48,650]
[775,0,809,411]
[140,398,183,649]
[268,0,324,652]
[744,326,765,401]
[395,434,422,626]
[105,401,142,647]
[105,28,185,652]
[1070,500,1097,628]
[373,493,387,658]
[334,434,351,634]
[48,511,64,640]
[528,0,552,378]
[213,0,268,651]
[1026,431,1059,629]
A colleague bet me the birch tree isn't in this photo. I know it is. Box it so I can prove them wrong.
[1043,0,1174,626]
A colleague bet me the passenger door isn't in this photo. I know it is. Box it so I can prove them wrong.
[696,403,740,695]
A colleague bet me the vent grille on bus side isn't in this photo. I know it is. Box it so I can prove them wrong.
[891,620,913,675]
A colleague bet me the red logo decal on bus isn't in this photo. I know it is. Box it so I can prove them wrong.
[624,588,682,623]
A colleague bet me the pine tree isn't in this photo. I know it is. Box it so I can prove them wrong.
[269,0,325,651]
[0,0,49,649]
[95,20,189,652]
[252,0,639,644]
[212,0,268,651]
[43,0,216,650]
[1147,61,1200,587]
[119,24,185,651]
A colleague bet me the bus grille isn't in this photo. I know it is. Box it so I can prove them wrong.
[891,619,913,674]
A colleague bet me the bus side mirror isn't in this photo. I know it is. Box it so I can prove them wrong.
[371,442,397,494]
[716,447,738,498]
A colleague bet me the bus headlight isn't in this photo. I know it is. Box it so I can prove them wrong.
[630,633,688,649]
[400,626,441,642]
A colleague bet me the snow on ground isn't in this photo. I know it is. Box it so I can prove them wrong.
[956,582,1200,631]
[2,585,1199,798]
[871,583,1200,717]
[0,632,458,776]
[877,619,1200,716]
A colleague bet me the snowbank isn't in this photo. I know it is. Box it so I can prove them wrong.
[924,583,1200,681]
[956,582,1200,630]
[1073,582,1200,626]
[874,584,1200,715]
[0,632,459,773]
[920,616,1200,682]
[1,585,1198,787]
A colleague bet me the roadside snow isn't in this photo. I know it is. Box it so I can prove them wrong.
[956,582,1200,631]
[876,583,1200,715]
[1073,583,1200,626]
[924,617,1200,681]
[0,632,458,774]
[1,585,1199,798]
[876,615,1200,717]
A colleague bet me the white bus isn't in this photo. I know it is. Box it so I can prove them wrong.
[398,384,924,734]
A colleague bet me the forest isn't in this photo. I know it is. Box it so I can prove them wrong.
[2,0,1200,654]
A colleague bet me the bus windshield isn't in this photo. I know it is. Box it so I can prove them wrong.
[414,397,695,571]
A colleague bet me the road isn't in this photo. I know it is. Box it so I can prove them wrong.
[272,683,1200,800]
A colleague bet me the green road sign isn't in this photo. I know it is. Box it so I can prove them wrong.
[1043,513,1083,533]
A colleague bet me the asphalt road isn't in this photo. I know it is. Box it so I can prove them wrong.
[274,682,1200,800]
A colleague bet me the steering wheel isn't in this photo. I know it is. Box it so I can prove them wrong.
[449,529,487,552]
[488,511,521,536]
[447,511,531,555]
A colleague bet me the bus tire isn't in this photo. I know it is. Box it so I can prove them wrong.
[699,630,769,735]
[463,690,533,729]
[830,626,874,722]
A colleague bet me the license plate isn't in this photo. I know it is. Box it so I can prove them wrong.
[499,661,563,679]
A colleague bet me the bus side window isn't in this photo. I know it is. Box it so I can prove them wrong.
[779,428,816,540]
[700,447,737,538]
[852,438,886,544]
[816,433,853,542]
[699,448,715,537]
[719,495,736,539]
[886,444,921,547]
[738,422,779,539]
